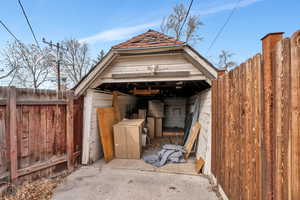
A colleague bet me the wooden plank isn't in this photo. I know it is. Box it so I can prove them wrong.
[218,75,225,185]
[184,121,201,159]
[261,35,283,200]
[211,79,217,176]
[97,107,116,162]
[254,54,263,200]
[223,71,230,196]
[249,57,256,200]
[17,155,67,177]
[240,63,246,199]
[257,54,263,200]
[231,66,239,200]
[40,106,47,162]
[290,30,300,200]
[195,157,205,174]
[8,87,17,182]
[16,100,68,105]
[28,107,36,166]
[0,107,7,175]
[273,38,291,200]
[245,58,253,200]
[66,94,74,170]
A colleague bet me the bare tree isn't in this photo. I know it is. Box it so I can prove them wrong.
[1,41,53,88]
[60,39,92,87]
[218,50,237,72]
[93,49,105,65]
[161,3,203,44]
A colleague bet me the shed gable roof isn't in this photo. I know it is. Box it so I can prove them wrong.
[112,29,185,49]
[74,30,222,96]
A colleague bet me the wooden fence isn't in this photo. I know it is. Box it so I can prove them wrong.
[212,30,300,200]
[0,87,83,185]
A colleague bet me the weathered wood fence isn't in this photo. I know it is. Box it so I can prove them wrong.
[0,87,83,185]
[212,30,300,200]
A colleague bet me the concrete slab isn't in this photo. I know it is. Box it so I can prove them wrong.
[52,161,219,200]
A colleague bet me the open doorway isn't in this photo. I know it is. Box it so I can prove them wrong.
[93,79,211,174]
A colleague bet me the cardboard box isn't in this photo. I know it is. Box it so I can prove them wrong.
[113,119,144,159]
[132,113,138,119]
[155,118,163,137]
[148,100,164,118]
[147,117,155,139]
[138,109,147,119]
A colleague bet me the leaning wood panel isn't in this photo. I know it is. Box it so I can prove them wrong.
[97,107,116,162]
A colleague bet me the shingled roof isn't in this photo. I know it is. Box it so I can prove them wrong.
[112,29,185,49]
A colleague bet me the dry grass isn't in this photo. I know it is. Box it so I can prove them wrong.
[0,177,64,200]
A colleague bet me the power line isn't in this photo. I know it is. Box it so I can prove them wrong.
[18,0,40,47]
[178,0,194,39]
[206,0,242,53]
[0,19,21,43]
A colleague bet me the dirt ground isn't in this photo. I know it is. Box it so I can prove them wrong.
[51,159,220,200]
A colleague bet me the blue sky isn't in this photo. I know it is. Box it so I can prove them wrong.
[0,0,300,65]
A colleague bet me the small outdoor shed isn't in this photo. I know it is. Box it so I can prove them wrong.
[74,30,221,174]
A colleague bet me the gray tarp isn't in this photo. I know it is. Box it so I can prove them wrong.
[143,144,186,167]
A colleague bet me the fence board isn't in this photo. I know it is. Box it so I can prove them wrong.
[0,106,7,177]
[0,87,80,185]
[290,30,300,200]
[212,56,263,200]
[212,29,300,200]
[273,38,291,200]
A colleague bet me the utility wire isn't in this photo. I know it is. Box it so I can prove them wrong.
[206,0,242,53]
[18,0,40,47]
[178,0,194,40]
[0,19,22,43]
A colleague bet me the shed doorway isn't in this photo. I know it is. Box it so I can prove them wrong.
[91,79,212,174]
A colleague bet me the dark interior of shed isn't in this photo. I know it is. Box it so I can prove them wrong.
[96,80,210,98]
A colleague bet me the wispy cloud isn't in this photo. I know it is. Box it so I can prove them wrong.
[79,21,160,44]
[198,0,263,16]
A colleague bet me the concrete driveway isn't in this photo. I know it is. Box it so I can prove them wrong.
[52,160,220,200]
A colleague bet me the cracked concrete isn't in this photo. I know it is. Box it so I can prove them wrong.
[52,160,219,200]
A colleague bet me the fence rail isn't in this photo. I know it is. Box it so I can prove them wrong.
[0,87,82,185]
[212,29,300,200]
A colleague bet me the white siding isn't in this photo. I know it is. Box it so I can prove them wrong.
[188,89,212,175]
[82,89,137,164]
[90,54,205,86]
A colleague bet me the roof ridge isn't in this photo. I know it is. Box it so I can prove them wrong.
[112,29,185,49]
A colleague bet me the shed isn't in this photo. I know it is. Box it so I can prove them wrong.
[74,30,222,174]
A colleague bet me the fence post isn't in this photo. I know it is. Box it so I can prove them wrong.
[8,86,17,183]
[66,91,74,171]
[261,32,284,200]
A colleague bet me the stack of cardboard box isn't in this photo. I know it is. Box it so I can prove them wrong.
[147,100,164,138]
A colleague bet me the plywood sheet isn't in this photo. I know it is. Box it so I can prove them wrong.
[184,121,201,159]
[97,107,116,162]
